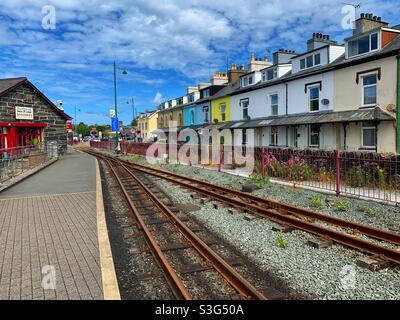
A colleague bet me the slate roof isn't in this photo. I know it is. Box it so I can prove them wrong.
[0,77,72,120]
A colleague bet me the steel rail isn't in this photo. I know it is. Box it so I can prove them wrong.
[104,159,191,300]
[118,162,267,300]
[84,149,400,265]
[113,156,400,246]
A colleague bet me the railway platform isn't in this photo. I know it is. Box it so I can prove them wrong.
[0,148,119,300]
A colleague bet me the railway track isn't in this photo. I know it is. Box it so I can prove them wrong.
[83,148,400,267]
[100,155,267,300]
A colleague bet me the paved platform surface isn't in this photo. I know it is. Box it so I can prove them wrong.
[0,148,103,300]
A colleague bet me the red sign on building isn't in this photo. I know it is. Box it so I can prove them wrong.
[66,122,73,130]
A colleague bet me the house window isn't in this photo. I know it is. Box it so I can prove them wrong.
[348,32,379,58]
[309,125,320,147]
[220,104,226,121]
[270,94,278,116]
[314,53,321,65]
[188,93,195,103]
[242,77,249,87]
[248,76,253,85]
[270,127,278,146]
[362,122,377,148]
[242,129,247,145]
[262,68,277,82]
[306,55,314,68]
[308,86,320,112]
[241,99,249,119]
[301,53,322,70]
[203,106,209,123]
[362,74,377,106]
[203,89,210,98]
[190,110,195,125]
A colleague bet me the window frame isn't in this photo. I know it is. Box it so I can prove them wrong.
[270,127,278,146]
[309,124,320,148]
[347,32,380,58]
[361,72,378,107]
[308,85,320,112]
[361,122,377,149]
[270,94,278,116]
[240,99,249,119]
[190,110,195,125]
[220,103,226,121]
[203,106,209,123]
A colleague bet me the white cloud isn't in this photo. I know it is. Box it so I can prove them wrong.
[0,0,399,123]
[153,92,163,104]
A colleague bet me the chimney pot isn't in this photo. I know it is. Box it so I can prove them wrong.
[251,52,255,61]
[377,17,382,21]
[360,13,365,18]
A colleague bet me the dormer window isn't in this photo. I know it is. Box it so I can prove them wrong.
[300,53,322,70]
[347,32,379,58]
[188,93,195,103]
[242,75,254,87]
[203,89,210,98]
[262,68,277,82]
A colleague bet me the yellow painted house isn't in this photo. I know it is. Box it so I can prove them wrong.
[209,82,240,145]
[137,110,159,141]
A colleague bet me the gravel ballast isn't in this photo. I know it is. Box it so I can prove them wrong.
[151,177,400,300]
[94,150,400,299]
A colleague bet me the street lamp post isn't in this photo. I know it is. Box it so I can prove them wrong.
[74,106,81,141]
[127,97,136,124]
[113,61,127,153]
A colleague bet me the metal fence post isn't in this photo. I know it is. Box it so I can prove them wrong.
[261,146,265,177]
[335,149,341,197]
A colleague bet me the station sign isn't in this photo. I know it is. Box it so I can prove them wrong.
[111,117,119,133]
[15,106,34,120]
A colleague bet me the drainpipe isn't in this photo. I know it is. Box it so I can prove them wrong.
[397,55,400,153]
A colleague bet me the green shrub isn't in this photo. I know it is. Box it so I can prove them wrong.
[357,202,368,213]
[349,165,365,188]
[334,199,352,212]
[375,166,386,187]
[310,196,324,208]
[275,231,289,249]
[367,207,378,218]
[249,173,270,188]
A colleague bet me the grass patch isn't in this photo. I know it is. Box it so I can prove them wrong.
[275,231,289,249]
[309,195,324,208]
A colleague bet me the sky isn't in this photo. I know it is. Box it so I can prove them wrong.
[0,0,399,125]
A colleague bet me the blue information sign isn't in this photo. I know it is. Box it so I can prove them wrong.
[111,117,119,132]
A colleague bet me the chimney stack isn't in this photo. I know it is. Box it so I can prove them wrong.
[353,13,389,35]
[227,63,246,84]
[307,33,338,51]
[273,49,297,65]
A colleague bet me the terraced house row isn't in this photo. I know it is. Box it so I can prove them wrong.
[147,13,400,154]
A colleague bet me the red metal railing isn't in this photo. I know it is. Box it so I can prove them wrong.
[90,140,400,204]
